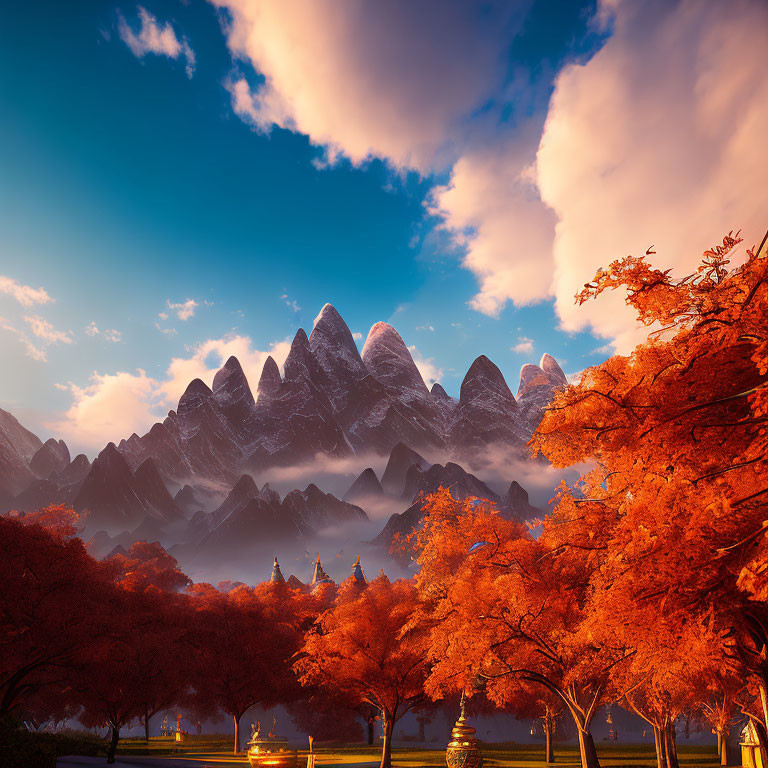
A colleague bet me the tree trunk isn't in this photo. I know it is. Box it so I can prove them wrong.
[380,714,394,768]
[719,727,728,766]
[545,714,555,764]
[576,728,600,768]
[368,716,375,745]
[233,713,240,755]
[106,724,120,765]
[664,723,679,768]
[753,717,768,768]
[144,707,150,742]
[653,726,666,768]
[716,730,722,757]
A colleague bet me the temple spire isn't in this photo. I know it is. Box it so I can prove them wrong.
[311,554,331,587]
[352,554,366,584]
[270,556,285,583]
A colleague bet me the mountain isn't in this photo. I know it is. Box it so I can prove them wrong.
[380,442,429,497]
[516,354,568,430]
[401,461,498,503]
[448,355,529,451]
[343,467,384,504]
[73,443,182,532]
[107,304,562,489]
[372,465,541,554]
[0,407,42,497]
[192,475,367,556]
[30,438,70,479]
[0,305,565,559]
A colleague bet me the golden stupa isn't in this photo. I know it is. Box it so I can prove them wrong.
[446,693,483,768]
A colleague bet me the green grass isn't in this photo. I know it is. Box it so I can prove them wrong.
[112,739,729,768]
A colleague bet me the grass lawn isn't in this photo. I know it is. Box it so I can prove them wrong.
[112,739,730,767]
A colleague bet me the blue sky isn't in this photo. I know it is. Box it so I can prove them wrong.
[1,0,766,455]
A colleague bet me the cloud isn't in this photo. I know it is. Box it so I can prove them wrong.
[51,333,293,453]
[429,133,557,314]
[534,0,768,351]
[512,336,534,354]
[0,275,52,307]
[159,334,292,406]
[118,6,195,77]
[351,332,363,341]
[214,0,523,170]
[167,298,198,321]
[407,345,443,388]
[49,369,165,453]
[85,321,122,342]
[1,312,73,361]
[415,325,435,332]
[281,293,300,312]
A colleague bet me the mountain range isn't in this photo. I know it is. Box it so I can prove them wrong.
[0,304,566,566]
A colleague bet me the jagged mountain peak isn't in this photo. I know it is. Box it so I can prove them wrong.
[181,378,212,399]
[362,322,428,394]
[540,353,567,385]
[460,355,516,407]
[310,304,363,365]
[381,442,429,496]
[258,356,282,398]
[213,356,255,407]
[30,437,70,479]
[343,467,383,503]
[517,363,551,397]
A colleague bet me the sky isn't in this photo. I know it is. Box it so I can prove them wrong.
[0,0,766,457]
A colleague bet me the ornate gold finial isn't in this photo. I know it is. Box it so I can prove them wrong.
[446,692,482,768]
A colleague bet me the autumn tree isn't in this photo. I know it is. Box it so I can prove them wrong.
[532,232,768,757]
[0,506,114,718]
[108,542,192,741]
[412,488,629,768]
[295,575,430,768]
[186,581,305,754]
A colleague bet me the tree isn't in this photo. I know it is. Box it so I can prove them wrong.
[71,587,157,763]
[412,488,628,768]
[531,232,768,758]
[0,506,113,718]
[186,582,304,754]
[295,575,430,768]
[108,542,192,742]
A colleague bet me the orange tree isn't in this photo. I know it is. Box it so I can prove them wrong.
[532,232,768,756]
[294,574,430,768]
[411,489,628,768]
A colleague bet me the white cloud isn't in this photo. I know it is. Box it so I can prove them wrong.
[49,370,164,452]
[214,0,521,170]
[159,333,292,405]
[212,0,768,352]
[351,332,363,341]
[50,333,293,453]
[535,0,768,351]
[158,311,168,321]
[154,322,178,336]
[118,6,195,77]
[1,313,72,361]
[85,321,122,342]
[407,345,443,388]
[512,336,534,354]
[281,293,300,312]
[0,275,52,307]
[167,298,198,321]
[24,314,72,345]
[429,133,556,314]
[415,325,435,332]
